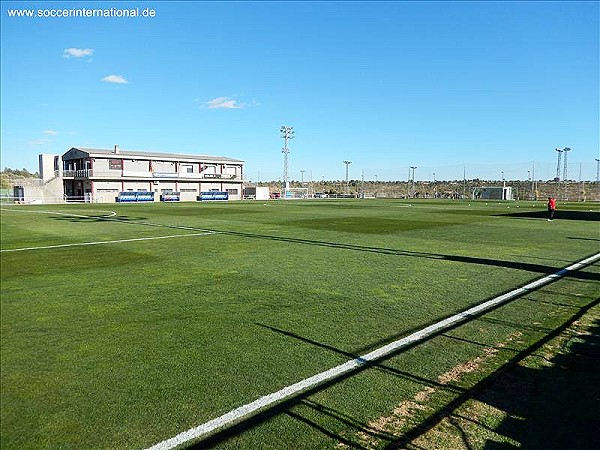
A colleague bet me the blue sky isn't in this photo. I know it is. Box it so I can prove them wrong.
[1,1,598,181]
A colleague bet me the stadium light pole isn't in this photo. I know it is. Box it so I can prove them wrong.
[463,165,467,200]
[531,161,536,200]
[562,147,571,200]
[300,169,305,184]
[562,147,571,181]
[343,160,352,194]
[280,126,294,196]
[555,148,563,181]
[596,158,599,200]
[410,166,417,198]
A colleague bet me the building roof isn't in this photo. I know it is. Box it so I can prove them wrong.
[63,147,244,164]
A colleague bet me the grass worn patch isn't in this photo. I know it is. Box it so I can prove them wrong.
[338,278,599,450]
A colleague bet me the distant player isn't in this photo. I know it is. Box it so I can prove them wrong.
[547,197,556,221]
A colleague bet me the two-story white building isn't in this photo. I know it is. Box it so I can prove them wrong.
[58,146,244,202]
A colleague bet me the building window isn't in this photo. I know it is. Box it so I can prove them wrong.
[109,159,122,170]
[226,189,238,195]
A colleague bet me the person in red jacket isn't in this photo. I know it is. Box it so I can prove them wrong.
[547,197,556,221]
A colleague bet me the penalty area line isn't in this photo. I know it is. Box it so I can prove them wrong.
[0,232,215,253]
[144,251,600,450]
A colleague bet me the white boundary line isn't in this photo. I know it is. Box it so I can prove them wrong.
[1,209,216,253]
[0,233,213,253]
[1,208,117,218]
[144,252,600,450]
[0,208,211,231]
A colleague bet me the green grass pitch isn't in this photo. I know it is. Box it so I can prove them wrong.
[1,199,599,449]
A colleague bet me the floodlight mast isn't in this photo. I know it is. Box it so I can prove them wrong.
[343,160,352,193]
[555,148,563,181]
[410,166,417,197]
[280,126,294,195]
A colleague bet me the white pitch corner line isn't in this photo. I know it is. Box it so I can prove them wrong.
[144,252,600,450]
[0,233,214,253]
[0,209,216,252]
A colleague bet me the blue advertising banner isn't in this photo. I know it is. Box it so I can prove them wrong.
[116,192,155,202]
[198,191,228,201]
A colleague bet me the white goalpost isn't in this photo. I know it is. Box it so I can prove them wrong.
[283,187,309,199]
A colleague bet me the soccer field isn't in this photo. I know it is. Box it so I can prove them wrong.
[1,199,599,449]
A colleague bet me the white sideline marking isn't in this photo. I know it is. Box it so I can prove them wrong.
[0,233,214,253]
[1,208,117,218]
[144,252,600,450]
[1,208,215,236]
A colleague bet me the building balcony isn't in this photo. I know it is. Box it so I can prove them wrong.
[62,169,240,181]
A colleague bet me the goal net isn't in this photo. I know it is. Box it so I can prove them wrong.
[283,188,309,199]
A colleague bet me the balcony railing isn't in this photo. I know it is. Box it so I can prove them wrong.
[62,169,240,180]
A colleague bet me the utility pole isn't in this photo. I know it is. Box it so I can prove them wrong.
[463,165,467,200]
[596,158,600,201]
[562,147,571,181]
[562,147,571,200]
[374,174,378,198]
[343,160,352,194]
[578,162,582,202]
[280,126,294,197]
[531,161,535,200]
[361,169,364,198]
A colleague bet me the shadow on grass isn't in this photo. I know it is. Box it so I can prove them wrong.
[568,236,600,242]
[480,319,600,450]
[186,287,599,449]
[51,213,599,281]
[200,228,600,282]
[496,210,600,221]
[53,214,148,223]
[380,297,600,450]
[256,323,464,395]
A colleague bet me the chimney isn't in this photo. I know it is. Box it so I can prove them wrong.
[114,144,119,154]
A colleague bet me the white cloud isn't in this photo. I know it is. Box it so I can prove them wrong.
[43,130,58,135]
[29,139,52,146]
[102,74,129,84]
[64,48,94,58]
[205,97,243,109]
